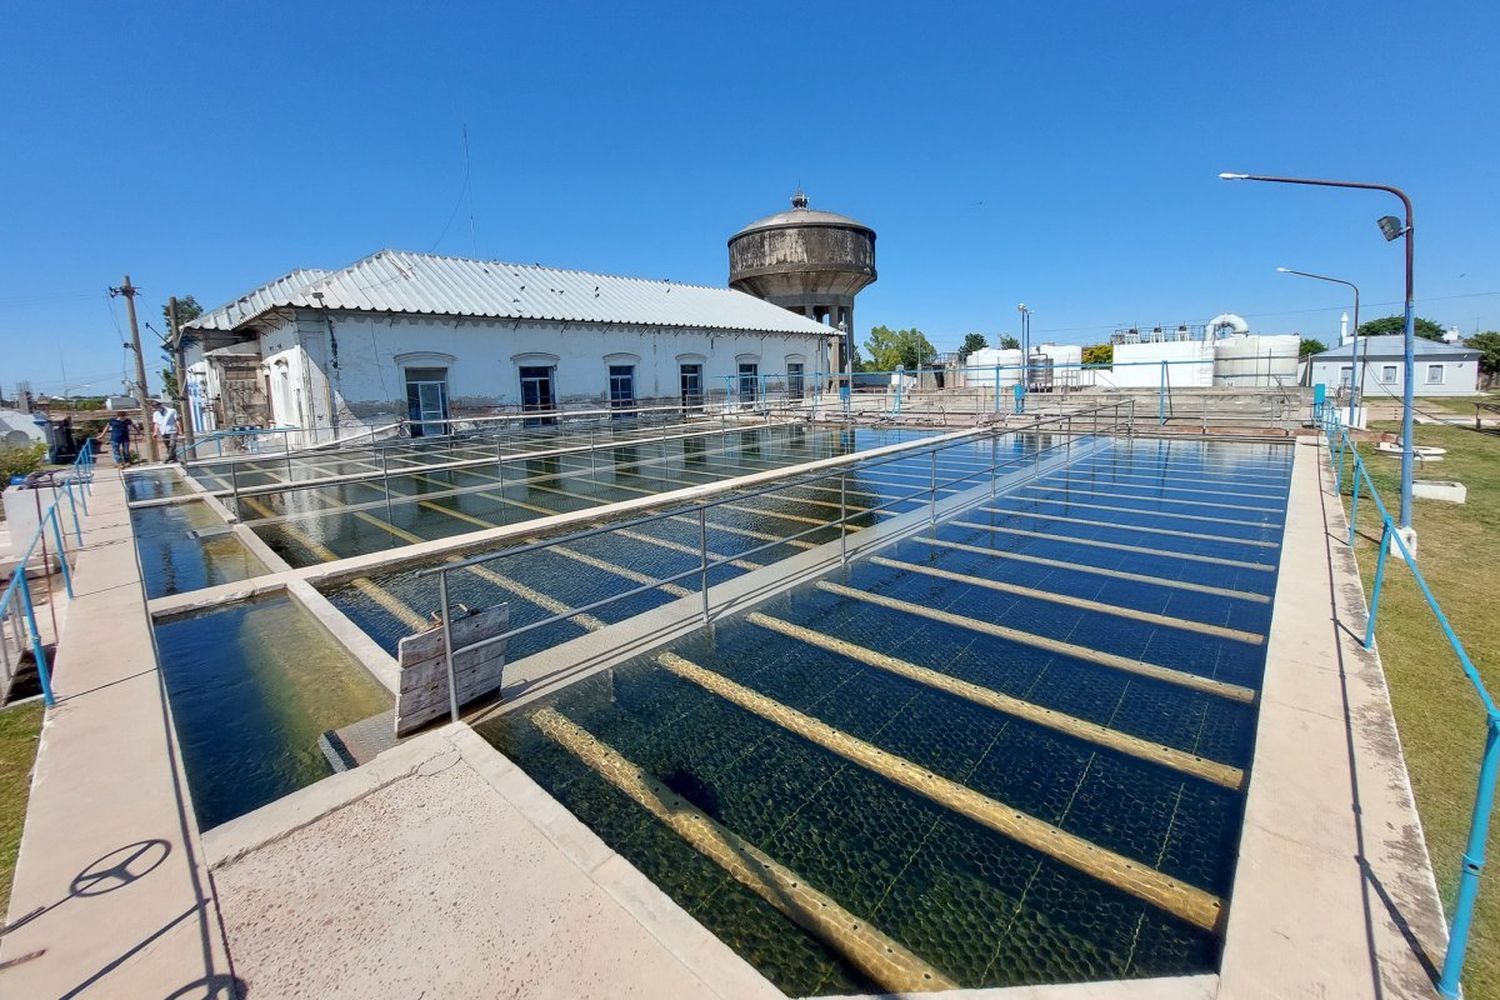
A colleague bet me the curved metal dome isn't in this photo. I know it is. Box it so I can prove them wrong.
[729,190,874,241]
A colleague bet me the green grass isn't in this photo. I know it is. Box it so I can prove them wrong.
[0,700,44,916]
[1339,421,1500,998]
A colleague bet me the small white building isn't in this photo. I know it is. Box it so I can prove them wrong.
[1308,336,1481,398]
[181,250,838,439]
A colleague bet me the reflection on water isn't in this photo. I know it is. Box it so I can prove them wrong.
[131,501,267,598]
[124,468,194,501]
[155,593,392,829]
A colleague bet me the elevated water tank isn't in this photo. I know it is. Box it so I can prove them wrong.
[729,191,876,376]
[1213,334,1301,387]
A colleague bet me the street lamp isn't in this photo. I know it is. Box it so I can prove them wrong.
[1017,304,1032,397]
[1220,171,1417,537]
[1276,267,1362,426]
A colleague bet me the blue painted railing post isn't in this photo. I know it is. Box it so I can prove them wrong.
[1347,465,1361,546]
[49,509,74,599]
[1364,521,1391,650]
[1438,718,1500,997]
[16,572,54,707]
[65,482,83,543]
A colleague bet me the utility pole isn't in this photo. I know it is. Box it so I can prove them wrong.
[167,296,194,451]
[111,275,159,462]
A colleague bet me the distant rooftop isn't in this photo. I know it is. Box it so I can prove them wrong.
[1309,336,1480,361]
[184,250,835,337]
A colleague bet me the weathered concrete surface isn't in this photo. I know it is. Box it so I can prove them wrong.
[0,463,234,999]
[207,724,782,1000]
[1218,437,1448,999]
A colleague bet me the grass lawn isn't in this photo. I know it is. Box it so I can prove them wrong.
[1340,420,1500,998]
[0,700,44,916]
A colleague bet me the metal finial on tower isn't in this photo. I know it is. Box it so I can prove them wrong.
[791,189,809,210]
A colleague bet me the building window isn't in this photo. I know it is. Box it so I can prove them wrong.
[404,367,449,438]
[1426,363,1445,385]
[1381,365,1398,384]
[738,362,759,402]
[608,364,636,413]
[1339,366,1353,388]
[679,363,703,410]
[519,365,556,426]
[787,362,805,399]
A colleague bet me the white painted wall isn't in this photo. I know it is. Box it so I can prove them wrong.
[1310,357,1480,397]
[254,309,831,435]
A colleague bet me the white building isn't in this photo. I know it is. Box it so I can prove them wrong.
[181,249,838,439]
[1308,336,1481,398]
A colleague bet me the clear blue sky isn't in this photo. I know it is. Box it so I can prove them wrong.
[2,0,1497,396]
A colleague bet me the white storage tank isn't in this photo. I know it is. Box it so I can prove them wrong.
[963,348,1024,388]
[1112,341,1216,387]
[1213,334,1301,387]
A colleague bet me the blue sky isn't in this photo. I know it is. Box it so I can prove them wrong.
[2,0,1496,396]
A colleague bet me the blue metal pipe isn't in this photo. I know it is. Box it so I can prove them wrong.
[16,572,54,707]
[49,509,73,600]
[1364,521,1391,650]
[1438,719,1500,997]
[1348,468,1361,547]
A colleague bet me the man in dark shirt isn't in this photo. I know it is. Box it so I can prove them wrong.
[102,413,133,465]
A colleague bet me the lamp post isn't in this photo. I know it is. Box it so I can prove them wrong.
[1017,304,1032,397]
[1276,268,1362,426]
[1219,172,1416,537]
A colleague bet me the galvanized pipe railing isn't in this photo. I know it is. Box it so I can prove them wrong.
[1318,405,1495,998]
[414,400,1133,727]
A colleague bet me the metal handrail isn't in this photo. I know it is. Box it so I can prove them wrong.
[414,400,1133,732]
[0,439,96,708]
[1318,406,1495,997]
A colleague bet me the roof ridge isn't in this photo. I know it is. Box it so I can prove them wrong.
[363,247,743,294]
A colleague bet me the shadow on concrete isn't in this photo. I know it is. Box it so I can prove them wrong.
[1319,469,1441,997]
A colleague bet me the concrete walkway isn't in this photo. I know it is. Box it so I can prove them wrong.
[0,463,234,999]
[1217,436,1448,999]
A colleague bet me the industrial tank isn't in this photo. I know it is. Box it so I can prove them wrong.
[964,348,1024,388]
[1213,334,1301,387]
[1036,344,1083,389]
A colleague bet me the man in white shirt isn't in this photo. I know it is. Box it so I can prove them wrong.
[151,401,181,463]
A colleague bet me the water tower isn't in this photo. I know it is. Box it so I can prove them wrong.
[728,190,877,376]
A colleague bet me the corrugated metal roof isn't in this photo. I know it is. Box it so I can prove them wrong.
[187,268,330,332]
[1310,335,1479,360]
[184,250,835,336]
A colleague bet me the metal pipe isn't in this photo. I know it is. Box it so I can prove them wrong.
[1439,719,1500,997]
[50,508,73,600]
[698,508,710,623]
[438,570,460,723]
[16,572,53,707]
[1364,522,1391,650]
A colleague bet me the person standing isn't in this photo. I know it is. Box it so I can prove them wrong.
[151,400,181,463]
[100,412,134,465]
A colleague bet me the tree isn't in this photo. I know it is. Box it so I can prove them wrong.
[999,335,1020,350]
[957,332,988,363]
[1299,339,1327,357]
[1082,344,1113,367]
[1466,332,1500,379]
[159,295,203,403]
[864,326,938,372]
[1357,315,1446,341]
[164,295,204,329]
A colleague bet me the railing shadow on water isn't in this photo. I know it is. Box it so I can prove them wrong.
[1318,405,1498,998]
[1,440,96,708]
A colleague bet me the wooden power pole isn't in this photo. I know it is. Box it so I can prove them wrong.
[111,275,159,462]
[167,296,194,451]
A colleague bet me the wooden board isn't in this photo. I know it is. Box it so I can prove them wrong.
[394,603,509,736]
